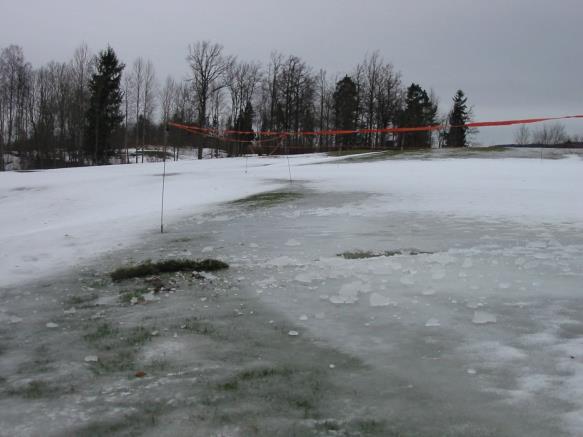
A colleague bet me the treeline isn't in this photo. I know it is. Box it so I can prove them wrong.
[0,42,473,171]
[514,123,583,146]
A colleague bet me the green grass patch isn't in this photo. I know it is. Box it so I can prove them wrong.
[110,258,228,282]
[231,191,302,208]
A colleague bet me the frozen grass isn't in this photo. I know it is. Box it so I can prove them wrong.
[84,322,118,344]
[110,258,228,282]
[7,380,75,399]
[118,288,148,304]
[231,191,303,208]
[72,403,164,436]
[65,293,98,306]
[338,249,432,259]
[218,366,296,391]
[83,323,154,374]
[213,366,325,421]
[177,317,217,337]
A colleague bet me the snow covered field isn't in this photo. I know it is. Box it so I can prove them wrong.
[1,151,582,288]
[1,149,583,435]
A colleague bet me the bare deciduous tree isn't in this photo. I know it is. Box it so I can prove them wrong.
[187,41,233,159]
[532,122,567,145]
[514,125,530,145]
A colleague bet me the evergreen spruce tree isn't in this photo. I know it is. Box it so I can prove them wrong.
[398,83,437,149]
[333,75,358,147]
[446,90,470,147]
[236,101,255,154]
[85,46,124,164]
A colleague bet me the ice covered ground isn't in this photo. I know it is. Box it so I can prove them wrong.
[1,149,583,435]
[1,151,582,288]
[0,154,329,288]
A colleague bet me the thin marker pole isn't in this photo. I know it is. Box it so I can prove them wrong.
[287,155,292,184]
[161,125,169,233]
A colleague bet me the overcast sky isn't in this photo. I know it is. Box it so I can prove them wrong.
[1,0,582,143]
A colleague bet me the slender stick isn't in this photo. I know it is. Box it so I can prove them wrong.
[287,155,292,184]
[161,126,168,233]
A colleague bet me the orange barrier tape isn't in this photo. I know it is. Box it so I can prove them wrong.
[168,114,583,143]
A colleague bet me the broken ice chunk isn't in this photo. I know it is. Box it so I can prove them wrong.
[400,276,415,285]
[369,293,394,307]
[425,318,441,327]
[472,311,497,325]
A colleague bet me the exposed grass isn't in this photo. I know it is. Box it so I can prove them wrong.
[314,419,341,432]
[352,418,392,434]
[68,403,164,437]
[231,191,302,208]
[84,324,153,374]
[8,380,74,399]
[178,317,217,336]
[95,350,136,373]
[20,359,52,375]
[338,249,433,259]
[171,237,192,243]
[123,326,153,346]
[145,358,171,373]
[110,258,228,282]
[213,364,325,423]
[84,322,119,344]
[66,293,98,306]
[118,288,148,304]
[218,366,295,391]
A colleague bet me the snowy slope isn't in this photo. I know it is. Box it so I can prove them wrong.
[1,153,582,288]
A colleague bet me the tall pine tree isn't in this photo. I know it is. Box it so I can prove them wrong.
[333,75,358,147]
[235,101,254,155]
[398,83,437,149]
[445,90,470,147]
[85,46,124,164]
